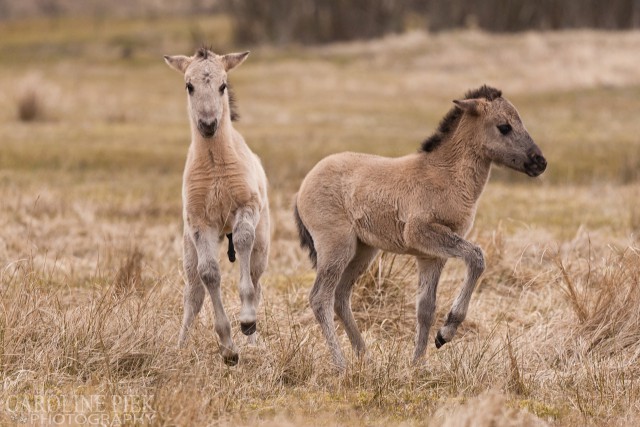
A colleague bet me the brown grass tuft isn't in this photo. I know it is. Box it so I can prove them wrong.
[270,318,315,386]
[15,74,59,122]
[352,253,415,332]
[506,332,529,396]
[16,87,46,122]
[559,247,640,356]
[114,246,145,294]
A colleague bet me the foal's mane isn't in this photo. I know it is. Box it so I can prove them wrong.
[421,85,502,153]
[227,83,239,122]
[195,47,240,122]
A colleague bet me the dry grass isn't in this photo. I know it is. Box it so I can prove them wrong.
[1,16,640,426]
[2,233,639,425]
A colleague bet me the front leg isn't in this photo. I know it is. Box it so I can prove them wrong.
[233,207,259,336]
[404,220,485,349]
[189,226,238,366]
[413,256,446,363]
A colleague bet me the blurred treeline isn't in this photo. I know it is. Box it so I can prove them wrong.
[229,0,640,44]
[2,0,640,44]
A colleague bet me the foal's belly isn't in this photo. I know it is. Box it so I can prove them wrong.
[353,212,408,254]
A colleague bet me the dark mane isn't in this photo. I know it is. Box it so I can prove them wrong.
[196,46,212,60]
[228,82,239,122]
[420,85,502,153]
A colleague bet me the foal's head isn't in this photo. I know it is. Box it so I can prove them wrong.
[453,86,547,177]
[164,48,248,139]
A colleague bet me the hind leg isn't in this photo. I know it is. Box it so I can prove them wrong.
[309,232,358,371]
[334,241,378,357]
[178,232,206,347]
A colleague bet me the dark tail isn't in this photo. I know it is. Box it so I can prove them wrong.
[226,233,236,262]
[294,201,317,269]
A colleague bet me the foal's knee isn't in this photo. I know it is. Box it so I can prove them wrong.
[197,262,221,288]
[233,222,255,252]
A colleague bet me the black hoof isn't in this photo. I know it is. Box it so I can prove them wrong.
[435,331,447,349]
[223,353,239,366]
[240,322,256,336]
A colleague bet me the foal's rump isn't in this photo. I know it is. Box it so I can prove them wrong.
[295,151,413,263]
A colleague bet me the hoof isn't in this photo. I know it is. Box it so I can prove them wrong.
[222,352,239,366]
[240,322,256,336]
[435,331,447,349]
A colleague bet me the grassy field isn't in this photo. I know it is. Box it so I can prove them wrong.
[1,15,640,426]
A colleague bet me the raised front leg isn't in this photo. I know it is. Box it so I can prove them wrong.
[404,221,485,349]
[189,226,238,366]
[233,207,260,336]
[413,257,446,362]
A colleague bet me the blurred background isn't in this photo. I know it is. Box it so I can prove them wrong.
[2,2,640,425]
[3,0,640,40]
[1,0,640,263]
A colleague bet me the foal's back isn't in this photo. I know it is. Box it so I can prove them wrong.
[297,151,474,254]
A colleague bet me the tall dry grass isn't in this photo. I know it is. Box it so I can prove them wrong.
[2,223,639,425]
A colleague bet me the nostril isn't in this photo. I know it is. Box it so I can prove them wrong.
[530,153,546,166]
[199,120,217,131]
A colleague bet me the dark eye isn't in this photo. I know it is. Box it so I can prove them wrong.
[186,82,194,95]
[219,82,227,94]
[497,124,512,135]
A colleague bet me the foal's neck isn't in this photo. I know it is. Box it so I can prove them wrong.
[191,115,239,165]
[430,126,492,203]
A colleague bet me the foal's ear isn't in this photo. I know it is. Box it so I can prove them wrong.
[222,51,250,72]
[164,55,192,74]
[453,98,487,115]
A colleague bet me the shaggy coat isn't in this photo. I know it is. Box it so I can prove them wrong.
[295,85,547,370]
[165,48,270,366]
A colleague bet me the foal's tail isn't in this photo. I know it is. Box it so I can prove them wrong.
[294,198,317,269]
